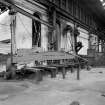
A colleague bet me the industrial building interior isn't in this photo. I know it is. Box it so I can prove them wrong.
[0,0,105,105]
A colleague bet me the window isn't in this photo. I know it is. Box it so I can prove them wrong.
[85,15,88,25]
[75,4,79,18]
[62,0,66,9]
[32,13,41,47]
[81,9,85,22]
[55,0,60,7]
[61,25,73,52]
[68,0,73,15]
[77,28,89,55]
[78,7,81,20]
[48,0,54,2]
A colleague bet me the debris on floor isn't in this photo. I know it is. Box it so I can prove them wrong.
[70,101,80,105]
[0,68,105,105]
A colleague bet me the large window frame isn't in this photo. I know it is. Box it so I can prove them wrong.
[32,12,41,47]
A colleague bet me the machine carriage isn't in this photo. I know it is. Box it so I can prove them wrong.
[0,0,88,80]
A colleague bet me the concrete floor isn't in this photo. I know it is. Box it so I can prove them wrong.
[0,68,105,105]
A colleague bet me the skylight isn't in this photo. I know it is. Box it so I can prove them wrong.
[100,0,104,2]
[100,0,105,8]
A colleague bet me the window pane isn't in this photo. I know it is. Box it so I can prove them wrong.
[62,0,66,9]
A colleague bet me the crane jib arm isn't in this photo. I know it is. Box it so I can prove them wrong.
[0,0,54,29]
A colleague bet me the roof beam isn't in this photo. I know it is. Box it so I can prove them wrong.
[0,0,54,29]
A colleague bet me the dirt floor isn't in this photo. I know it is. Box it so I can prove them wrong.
[0,68,105,105]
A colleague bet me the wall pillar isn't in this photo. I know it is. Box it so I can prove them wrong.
[48,7,57,51]
[88,31,91,49]
[52,8,56,50]
[9,9,17,63]
[97,38,100,52]
[56,21,61,51]
[102,40,104,52]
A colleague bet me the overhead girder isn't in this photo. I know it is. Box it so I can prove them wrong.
[0,0,54,29]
